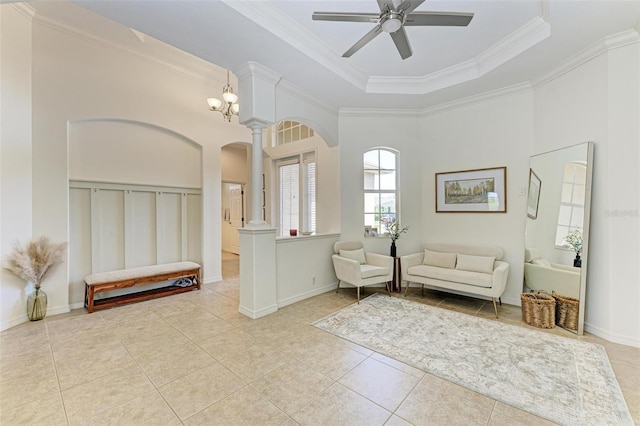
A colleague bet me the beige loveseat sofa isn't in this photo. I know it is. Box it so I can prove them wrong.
[401,243,509,317]
[524,248,580,299]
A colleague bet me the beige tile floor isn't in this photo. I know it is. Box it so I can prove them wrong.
[1,252,638,425]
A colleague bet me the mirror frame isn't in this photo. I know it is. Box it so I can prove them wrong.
[525,142,594,335]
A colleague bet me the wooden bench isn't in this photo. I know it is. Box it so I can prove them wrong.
[84,261,201,313]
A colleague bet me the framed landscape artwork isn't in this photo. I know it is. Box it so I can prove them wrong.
[527,168,542,219]
[435,166,507,213]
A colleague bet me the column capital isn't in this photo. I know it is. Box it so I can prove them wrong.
[244,119,270,131]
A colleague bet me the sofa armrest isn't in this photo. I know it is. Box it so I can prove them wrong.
[366,252,394,269]
[491,261,510,297]
[400,252,424,278]
[332,254,361,285]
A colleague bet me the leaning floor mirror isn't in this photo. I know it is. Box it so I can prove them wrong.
[523,142,594,335]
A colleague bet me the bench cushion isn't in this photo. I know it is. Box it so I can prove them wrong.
[85,261,200,285]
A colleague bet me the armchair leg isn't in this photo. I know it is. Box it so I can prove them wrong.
[386,281,391,297]
[492,298,499,318]
[404,283,410,297]
[357,287,360,304]
[336,280,341,294]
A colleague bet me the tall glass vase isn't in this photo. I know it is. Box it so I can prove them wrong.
[27,286,47,321]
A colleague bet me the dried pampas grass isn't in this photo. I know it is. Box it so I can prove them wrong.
[4,237,67,288]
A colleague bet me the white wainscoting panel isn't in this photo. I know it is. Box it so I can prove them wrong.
[68,181,202,305]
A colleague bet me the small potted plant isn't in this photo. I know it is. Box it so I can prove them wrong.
[3,237,67,321]
[563,229,583,268]
[384,219,409,257]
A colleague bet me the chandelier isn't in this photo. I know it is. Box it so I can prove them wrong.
[207,70,239,122]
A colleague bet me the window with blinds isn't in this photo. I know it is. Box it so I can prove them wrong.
[276,152,316,236]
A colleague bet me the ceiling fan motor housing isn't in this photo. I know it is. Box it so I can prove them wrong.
[381,11,404,33]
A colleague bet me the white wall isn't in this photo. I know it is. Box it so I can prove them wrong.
[339,113,424,257]
[0,5,251,329]
[534,43,640,346]
[0,6,34,328]
[419,91,534,306]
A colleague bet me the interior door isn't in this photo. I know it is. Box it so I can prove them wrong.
[229,184,244,254]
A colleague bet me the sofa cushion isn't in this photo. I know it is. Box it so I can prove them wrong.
[340,248,366,264]
[407,265,492,288]
[456,254,495,274]
[423,249,457,269]
[532,258,551,268]
[360,264,390,279]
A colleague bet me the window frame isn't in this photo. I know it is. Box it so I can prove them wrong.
[274,150,317,236]
[363,148,400,238]
[554,161,587,249]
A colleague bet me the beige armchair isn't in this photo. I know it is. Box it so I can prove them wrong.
[332,241,393,303]
[524,248,581,299]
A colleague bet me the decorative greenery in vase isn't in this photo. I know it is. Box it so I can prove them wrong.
[3,237,67,321]
[384,220,409,242]
[563,229,583,254]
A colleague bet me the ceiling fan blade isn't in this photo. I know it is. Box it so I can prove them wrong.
[405,11,474,27]
[390,27,413,60]
[343,24,384,57]
[396,0,426,15]
[377,0,395,13]
[312,12,379,23]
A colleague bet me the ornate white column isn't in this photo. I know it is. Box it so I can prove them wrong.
[247,121,267,227]
[234,62,281,318]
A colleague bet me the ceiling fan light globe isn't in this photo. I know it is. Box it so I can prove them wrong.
[381,16,402,33]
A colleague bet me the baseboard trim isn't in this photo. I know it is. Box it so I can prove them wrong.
[203,275,223,285]
[277,283,336,308]
[238,303,278,319]
[585,322,640,348]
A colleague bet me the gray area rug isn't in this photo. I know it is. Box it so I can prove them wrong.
[312,294,632,425]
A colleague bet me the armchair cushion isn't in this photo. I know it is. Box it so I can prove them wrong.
[456,254,495,274]
[361,264,391,279]
[423,249,457,269]
[339,248,366,264]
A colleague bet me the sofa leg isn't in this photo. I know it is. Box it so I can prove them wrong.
[336,280,341,294]
[386,281,391,297]
[357,287,360,304]
[492,298,499,318]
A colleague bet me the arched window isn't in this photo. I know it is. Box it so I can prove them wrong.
[555,161,586,246]
[275,120,314,145]
[363,148,398,237]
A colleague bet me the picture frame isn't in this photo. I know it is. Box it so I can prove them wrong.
[527,168,542,219]
[435,166,507,213]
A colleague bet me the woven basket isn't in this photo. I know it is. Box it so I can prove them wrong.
[521,293,556,328]
[553,291,580,331]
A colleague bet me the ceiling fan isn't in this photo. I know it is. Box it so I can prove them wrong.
[312,0,473,60]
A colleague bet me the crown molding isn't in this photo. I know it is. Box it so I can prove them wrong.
[30,9,225,84]
[421,83,533,115]
[235,61,282,85]
[366,17,549,95]
[222,0,368,91]
[532,29,640,88]
[340,82,532,118]
[11,3,37,20]
[339,108,424,118]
